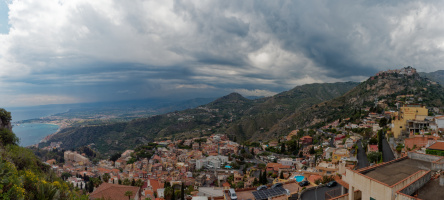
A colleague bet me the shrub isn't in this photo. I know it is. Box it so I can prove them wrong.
[0,128,19,145]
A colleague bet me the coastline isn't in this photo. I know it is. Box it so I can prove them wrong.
[12,122,61,147]
[39,121,70,143]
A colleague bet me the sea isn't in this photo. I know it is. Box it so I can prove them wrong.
[7,105,69,147]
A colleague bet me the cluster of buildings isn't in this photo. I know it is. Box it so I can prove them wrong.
[42,101,444,200]
[375,66,417,77]
[47,134,243,200]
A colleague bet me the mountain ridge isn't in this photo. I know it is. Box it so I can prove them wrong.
[46,81,359,155]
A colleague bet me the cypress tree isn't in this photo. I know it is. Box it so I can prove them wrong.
[85,182,89,192]
[181,182,185,200]
[261,171,267,184]
[88,181,94,193]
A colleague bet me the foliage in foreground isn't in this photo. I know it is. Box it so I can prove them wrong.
[0,109,89,200]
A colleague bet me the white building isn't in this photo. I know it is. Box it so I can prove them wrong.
[436,116,444,129]
[278,158,296,166]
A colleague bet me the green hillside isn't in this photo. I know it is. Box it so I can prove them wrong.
[0,108,88,200]
[46,82,358,156]
[266,70,444,137]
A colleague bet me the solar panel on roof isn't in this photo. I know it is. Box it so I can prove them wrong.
[252,187,287,200]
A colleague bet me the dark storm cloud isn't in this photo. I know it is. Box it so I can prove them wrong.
[1,0,444,106]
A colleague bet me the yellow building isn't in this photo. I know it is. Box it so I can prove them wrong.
[391,104,428,138]
[332,148,350,164]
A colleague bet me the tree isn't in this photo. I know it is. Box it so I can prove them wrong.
[253,178,259,186]
[110,152,121,162]
[103,173,110,183]
[0,108,12,124]
[0,128,19,145]
[181,182,185,200]
[61,172,71,180]
[279,171,284,179]
[368,137,378,145]
[309,146,315,155]
[125,191,133,200]
[261,171,267,184]
[378,130,383,153]
[123,178,131,186]
[379,118,388,127]
[171,187,176,200]
[367,152,382,163]
[280,143,286,154]
[88,181,94,193]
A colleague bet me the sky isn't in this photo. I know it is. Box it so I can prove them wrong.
[1,0,444,107]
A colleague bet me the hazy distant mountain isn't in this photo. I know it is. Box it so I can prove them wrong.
[13,97,217,122]
[419,70,444,86]
[47,81,358,155]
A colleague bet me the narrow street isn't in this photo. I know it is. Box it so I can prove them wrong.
[356,140,369,169]
[382,135,395,162]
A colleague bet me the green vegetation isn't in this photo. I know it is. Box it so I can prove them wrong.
[367,152,382,163]
[426,149,444,156]
[396,144,404,153]
[314,175,335,185]
[0,128,19,145]
[47,82,358,154]
[0,108,88,200]
[46,71,444,155]
[0,108,12,125]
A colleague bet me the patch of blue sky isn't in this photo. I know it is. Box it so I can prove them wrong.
[0,0,10,34]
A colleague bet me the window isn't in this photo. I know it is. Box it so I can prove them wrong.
[370,197,376,200]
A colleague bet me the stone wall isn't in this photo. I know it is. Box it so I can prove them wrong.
[407,152,441,162]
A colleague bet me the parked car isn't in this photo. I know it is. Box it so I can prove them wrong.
[228,188,237,200]
[257,185,268,191]
[271,183,283,188]
[299,180,310,187]
[326,181,337,187]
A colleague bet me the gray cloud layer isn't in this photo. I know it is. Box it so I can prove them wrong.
[1,0,444,106]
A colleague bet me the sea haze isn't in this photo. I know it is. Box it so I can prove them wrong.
[6,97,216,147]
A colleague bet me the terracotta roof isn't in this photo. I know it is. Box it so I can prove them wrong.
[222,182,230,187]
[334,176,349,189]
[428,142,444,151]
[149,179,162,193]
[368,145,378,152]
[90,183,139,200]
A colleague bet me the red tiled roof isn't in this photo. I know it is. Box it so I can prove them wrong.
[368,145,378,152]
[150,179,162,193]
[428,142,444,151]
[90,183,139,200]
[334,176,349,189]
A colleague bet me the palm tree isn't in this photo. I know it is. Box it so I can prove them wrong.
[35,183,60,200]
[125,190,133,200]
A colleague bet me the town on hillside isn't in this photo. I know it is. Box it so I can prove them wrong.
[38,68,444,200]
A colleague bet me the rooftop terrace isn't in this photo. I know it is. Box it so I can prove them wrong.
[417,178,444,200]
[361,158,431,186]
